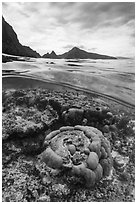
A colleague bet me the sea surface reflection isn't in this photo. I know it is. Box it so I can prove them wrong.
[2,57,135,105]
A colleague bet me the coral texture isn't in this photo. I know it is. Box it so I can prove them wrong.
[42,125,112,187]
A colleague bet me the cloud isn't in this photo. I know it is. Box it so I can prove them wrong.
[2,2,8,8]
[67,2,135,30]
[2,2,135,57]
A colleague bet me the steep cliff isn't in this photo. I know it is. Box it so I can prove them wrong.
[2,16,40,58]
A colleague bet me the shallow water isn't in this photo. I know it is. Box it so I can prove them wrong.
[2,57,135,105]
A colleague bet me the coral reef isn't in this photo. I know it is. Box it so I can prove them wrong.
[41,125,112,187]
[2,88,135,201]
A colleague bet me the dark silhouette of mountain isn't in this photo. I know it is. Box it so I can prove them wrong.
[58,47,117,59]
[42,52,50,58]
[42,47,117,59]
[42,51,59,59]
[2,16,40,58]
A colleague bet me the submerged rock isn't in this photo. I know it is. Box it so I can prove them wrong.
[41,126,112,188]
[113,154,129,172]
[2,89,59,140]
[102,125,110,133]
[62,108,84,125]
[109,124,117,132]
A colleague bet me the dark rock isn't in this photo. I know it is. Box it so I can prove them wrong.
[109,124,117,132]
[49,99,62,114]
[119,171,130,182]
[2,16,40,58]
[58,47,117,59]
[62,108,84,125]
[102,125,110,133]
[84,108,100,121]
[43,51,59,59]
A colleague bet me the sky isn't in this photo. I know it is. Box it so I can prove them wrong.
[2,2,135,57]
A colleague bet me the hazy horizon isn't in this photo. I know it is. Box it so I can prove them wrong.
[2,2,135,57]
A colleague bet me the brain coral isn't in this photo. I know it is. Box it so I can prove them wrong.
[41,125,112,188]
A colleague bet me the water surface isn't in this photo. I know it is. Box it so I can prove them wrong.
[2,57,135,105]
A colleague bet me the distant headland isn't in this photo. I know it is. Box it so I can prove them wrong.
[42,47,117,60]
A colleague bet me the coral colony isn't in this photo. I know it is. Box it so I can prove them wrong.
[42,125,112,187]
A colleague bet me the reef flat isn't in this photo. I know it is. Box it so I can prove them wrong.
[2,88,135,202]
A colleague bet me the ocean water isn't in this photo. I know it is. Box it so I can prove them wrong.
[2,58,135,105]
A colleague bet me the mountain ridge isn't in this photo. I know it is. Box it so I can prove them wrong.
[43,46,117,59]
[2,16,40,58]
[42,50,59,59]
